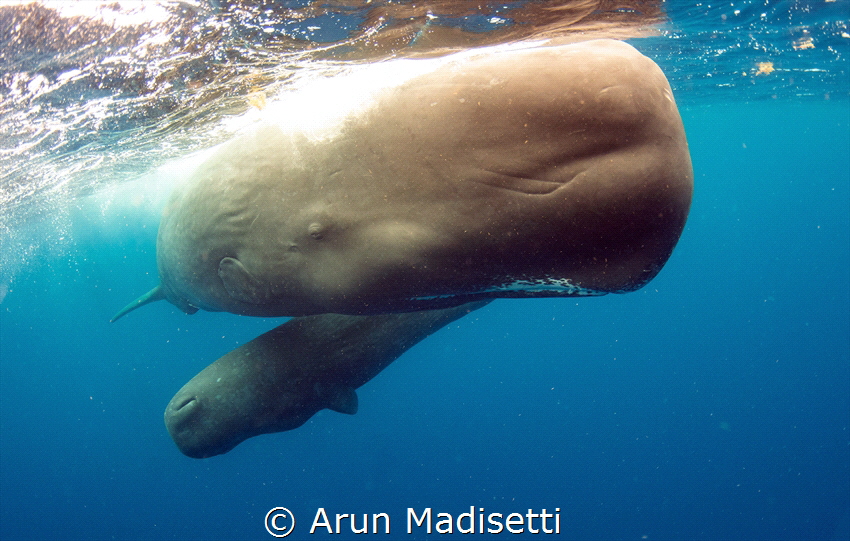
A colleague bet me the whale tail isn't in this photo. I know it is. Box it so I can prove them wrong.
[110,285,166,323]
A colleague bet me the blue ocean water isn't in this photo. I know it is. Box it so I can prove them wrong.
[1,2,849,541]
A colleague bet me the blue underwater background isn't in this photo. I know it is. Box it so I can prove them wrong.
[1,2,849,541]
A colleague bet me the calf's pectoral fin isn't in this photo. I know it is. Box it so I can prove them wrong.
[218,257,272,304]
[315,383,359,415]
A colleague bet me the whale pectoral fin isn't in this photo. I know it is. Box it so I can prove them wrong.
[218,257,272,304]
[110,285,166,322]
[315,383,359,415]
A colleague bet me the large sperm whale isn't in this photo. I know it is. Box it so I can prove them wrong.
[111,39,693,321]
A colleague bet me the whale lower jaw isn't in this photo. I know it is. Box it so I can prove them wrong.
[409,278,612,302]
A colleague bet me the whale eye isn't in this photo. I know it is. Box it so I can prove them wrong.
[308,222,324,240]
[288,244,299,252]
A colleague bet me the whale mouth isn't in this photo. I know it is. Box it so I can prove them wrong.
[409,278,608,301]
[173,395,197,412]
[164,395,221,459]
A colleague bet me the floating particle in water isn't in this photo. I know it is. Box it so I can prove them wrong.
[756,61,775,75]
[793,37,815,50]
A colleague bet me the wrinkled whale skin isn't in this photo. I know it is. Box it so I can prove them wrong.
[149,39,692,318]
